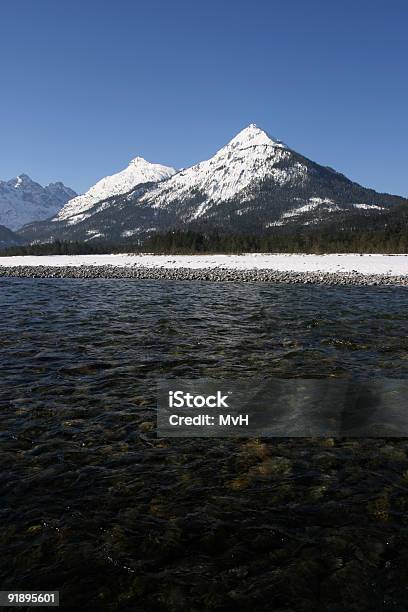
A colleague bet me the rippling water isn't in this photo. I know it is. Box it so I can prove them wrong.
[2,279,408,611]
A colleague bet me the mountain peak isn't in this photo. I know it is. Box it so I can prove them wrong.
[137,124,293,216]
[47,181,65,188]
[11,173,36,188]
[128,156,177,175]
[129,156,149,166]
[228,124,286,150]
[56,156,177,223]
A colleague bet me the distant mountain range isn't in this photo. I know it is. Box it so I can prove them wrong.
[0,174,76,231]
[0,224,22,248]
[3,124,407,246]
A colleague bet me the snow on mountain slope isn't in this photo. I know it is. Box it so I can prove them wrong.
[139,124,307,219]
[56,157,177,224]
[0,174,77,230]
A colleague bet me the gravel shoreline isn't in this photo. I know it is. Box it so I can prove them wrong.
[1,264,408,286]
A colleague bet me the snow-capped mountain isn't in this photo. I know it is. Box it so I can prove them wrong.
[139,124,299,219]
[56,157,177,225]
[18,124,407,243]
[135,124,401,229]
[0,174,76,230]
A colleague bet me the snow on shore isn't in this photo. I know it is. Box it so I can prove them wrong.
[0,253,408,276]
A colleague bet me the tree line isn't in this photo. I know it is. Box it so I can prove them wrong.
[1,225,408,257]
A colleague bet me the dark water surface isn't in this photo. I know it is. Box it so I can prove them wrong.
[2,279,408,611]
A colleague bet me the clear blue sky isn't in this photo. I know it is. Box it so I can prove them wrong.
[0,0,407,196]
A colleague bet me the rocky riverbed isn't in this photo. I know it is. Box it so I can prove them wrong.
[1,264,408,286]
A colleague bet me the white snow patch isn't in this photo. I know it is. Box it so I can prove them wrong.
[121,228,141,237]
[265,220,284,227]
[235,206,254,216]
[282,198,338,219]
[309,197,335,204]
[353,203,385,211]
[267,197,341,224]
[85,232,104,241]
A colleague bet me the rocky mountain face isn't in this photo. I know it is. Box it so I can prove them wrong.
[0,174,77,230]
[0,224,22,248]
[18,125,407,243]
